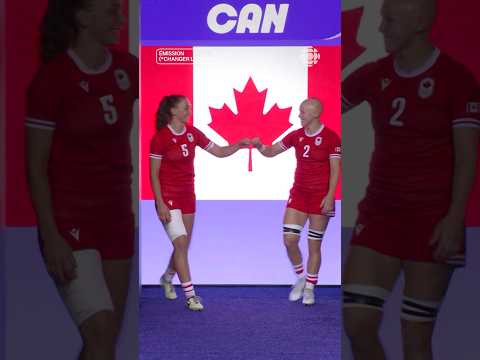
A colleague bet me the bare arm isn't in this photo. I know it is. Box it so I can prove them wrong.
[327,157,341,198]
[149,157,171,223]
[207,138,250,158]
[25,128,57,236]
[447,128,479,219]
[25,127,76,284]
[251,138,286,157]
[430,127,479,260]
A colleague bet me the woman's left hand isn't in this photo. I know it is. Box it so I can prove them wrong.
[429,214,465,261]
[320,194,335,214]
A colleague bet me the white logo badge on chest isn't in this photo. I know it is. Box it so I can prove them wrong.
[114,69,130,90]
[315,136,323,146]
[187,133,194,142]
[418,77,435,99]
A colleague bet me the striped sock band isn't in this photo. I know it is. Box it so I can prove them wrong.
[308,229,324,241]
[163,268,176,282]
[293,263,304,278]
[181,281,195,298]
[305,273,319,289]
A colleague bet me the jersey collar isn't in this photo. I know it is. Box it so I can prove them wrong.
[67,48,113,75]
[394,48,440,78]
[305,124,325,137]
[167,124,187,136]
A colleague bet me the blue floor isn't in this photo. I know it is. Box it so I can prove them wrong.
[140,286,341,360]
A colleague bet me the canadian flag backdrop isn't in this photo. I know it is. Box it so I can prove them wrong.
[140,44,341,285]
[140,45,341,201]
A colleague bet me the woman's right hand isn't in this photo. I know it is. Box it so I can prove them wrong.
[42,231,77,286]
[156,200,171,223]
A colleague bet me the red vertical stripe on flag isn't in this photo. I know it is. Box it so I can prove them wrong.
[308,46,341,199]
[140,46,193,200]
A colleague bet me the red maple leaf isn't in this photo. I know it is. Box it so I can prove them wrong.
[208,77,292,171]
[342,8,366,69]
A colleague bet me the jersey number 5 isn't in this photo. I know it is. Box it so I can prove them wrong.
[181,144,189,157]
[99,95,118,125]
[389,97,406,127]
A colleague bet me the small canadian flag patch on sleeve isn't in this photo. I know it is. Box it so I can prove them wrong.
[467,102,480,113]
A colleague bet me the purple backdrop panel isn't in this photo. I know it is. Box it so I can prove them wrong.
[140,200,341,285]
[141,0,340,46]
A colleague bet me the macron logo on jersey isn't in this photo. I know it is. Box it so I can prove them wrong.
[69,228,80,241]
[381,78,391,91]
[79,81,89,93]
[207,3,289,34]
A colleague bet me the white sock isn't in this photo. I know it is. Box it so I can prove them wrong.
[293,263,304,278]
[162,268,175,282]
[305,273,318,290]
[181,281,195,298]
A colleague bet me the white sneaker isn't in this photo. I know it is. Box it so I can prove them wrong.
[302,288,315,305]
[289,277,306,301]
[160,275,177,300]
[186,295,204,311]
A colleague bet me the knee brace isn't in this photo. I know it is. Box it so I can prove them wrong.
[164,209,187,241]
[58,249,114,326]
[401,296,440,322]
[343,284,390,311]
[283,224,303,237]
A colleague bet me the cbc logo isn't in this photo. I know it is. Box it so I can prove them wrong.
[300,47,320,67]
[307,47,320,67]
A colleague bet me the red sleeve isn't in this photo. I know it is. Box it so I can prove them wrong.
[149,132,167,160]
[450,65,480,129]
[329,131,342,160]
[342,61,377,112]
[279,130,297,151]
[192,127,214,150]
[25,65,62,131]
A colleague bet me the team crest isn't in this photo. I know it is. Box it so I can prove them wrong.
[168,200,173,206]
[418,77,435,99]
[299,137,304,143]
[315,136,323,146]
[114,69,130,90]
[172,138,177,143]
[187,133,194,142]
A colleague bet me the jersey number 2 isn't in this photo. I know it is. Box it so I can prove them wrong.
[303,145,310,158]
[99,95,118,125]
[389,97,405,127]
